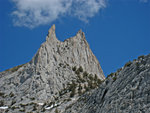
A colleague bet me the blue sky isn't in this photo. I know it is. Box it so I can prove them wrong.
[0,0,150,76]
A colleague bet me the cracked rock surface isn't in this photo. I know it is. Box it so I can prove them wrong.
[0,25,104,113]
[64,54,150,113]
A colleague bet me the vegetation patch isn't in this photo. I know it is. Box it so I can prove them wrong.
[9,92,15,97]
[30,97,35,100]
[78,66,83,72]
[72,66,77,71]
[0,92,5,97]
[138,55,144,60]
[107,73,114,78]
[83,71,88,78]
[0,100,4,106]
[11,106,19,110]
[112,76,117,81]
[124,61,132,68]
[68,81,77,97]
[75,69,80,75]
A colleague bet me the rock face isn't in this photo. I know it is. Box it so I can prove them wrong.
[0,25,105,112]
[2,24,149,113]
[64,54,150,113]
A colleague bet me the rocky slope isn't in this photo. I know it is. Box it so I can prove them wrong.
[64,54,150,113]
[0,25,105,112]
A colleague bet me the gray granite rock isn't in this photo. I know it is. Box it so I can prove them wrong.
[64,54,150,113]
[0,25,105,113]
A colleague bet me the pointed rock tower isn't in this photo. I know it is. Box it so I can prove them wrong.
[0,25,105,112]
[31,25,104,79]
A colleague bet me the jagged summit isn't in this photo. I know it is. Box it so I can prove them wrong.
[48,24,56,33]
[31,25,105,79]
[46,24,58,43]
[46,24,86,43]
[0,25,105,113]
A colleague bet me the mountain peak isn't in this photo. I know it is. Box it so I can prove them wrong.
[32,25,105,81]
[46,24,58,42]
[76,29,86,40]
[48,24,55,34]
[0,25,105,113]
